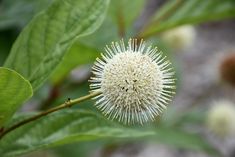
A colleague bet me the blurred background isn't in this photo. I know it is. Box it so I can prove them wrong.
[1,0,235,157]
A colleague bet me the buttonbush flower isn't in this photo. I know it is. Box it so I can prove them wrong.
[90,39,175,124]
[207,100,235,137]
[162,25,196,50]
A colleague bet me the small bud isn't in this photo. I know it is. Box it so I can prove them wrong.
[220,53,235,87]
[207,100,235,137]
[161,25,196,50]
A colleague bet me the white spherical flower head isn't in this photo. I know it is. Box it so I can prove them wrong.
[90,39,175,124]
[207,100,235,137]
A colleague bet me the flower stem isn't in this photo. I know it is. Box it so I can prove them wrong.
[138,0,183,38]
[0,91,101,140]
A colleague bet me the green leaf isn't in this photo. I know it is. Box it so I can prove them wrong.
[4,0,110,90]
[0,0,52,29]
[0,67,33,127]
[0,110,217,157]
[50,42,99,84]
[151,127,218,155]
[53,141,104,157]
[161,106,207,127]
[0,110,154,157]
[141,0,235,37]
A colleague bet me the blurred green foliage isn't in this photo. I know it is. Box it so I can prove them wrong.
[140,0,235,37]
[0,0,52,29]
[0,109,217,157]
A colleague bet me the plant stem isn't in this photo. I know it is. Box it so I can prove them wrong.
[117,6,125,38]
[0,91,101,140]
[138,0,183,38]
